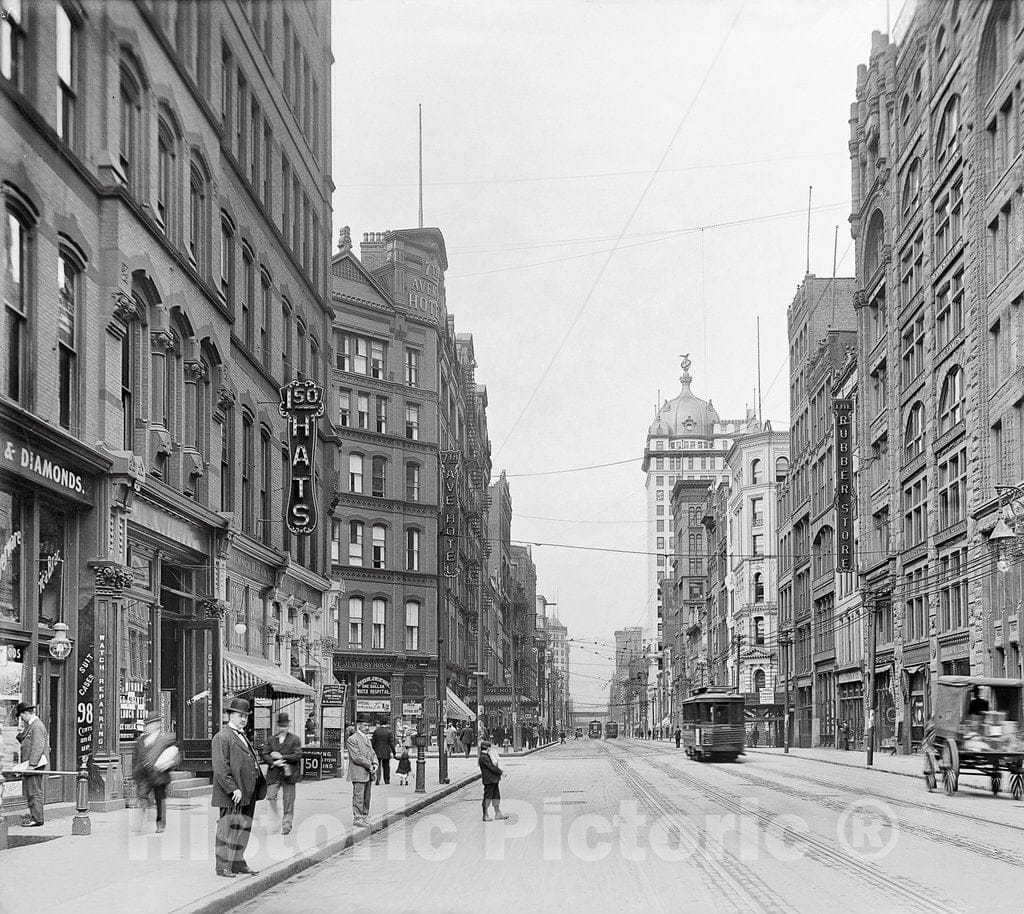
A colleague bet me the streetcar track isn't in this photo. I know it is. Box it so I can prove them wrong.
[600,742,792,914]
[607,741,960,914]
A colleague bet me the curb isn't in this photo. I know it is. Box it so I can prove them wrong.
[169,771,482,914]
[745,748,922,780]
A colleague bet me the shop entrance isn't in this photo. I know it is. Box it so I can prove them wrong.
[160,616,218,754]
[35,656,69,802]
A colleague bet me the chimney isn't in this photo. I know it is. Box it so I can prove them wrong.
[360,231,387,271]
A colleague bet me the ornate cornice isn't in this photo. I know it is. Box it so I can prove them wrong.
[91,561,134,594]
[200,597,229,621]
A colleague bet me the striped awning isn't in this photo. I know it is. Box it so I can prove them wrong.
[223,650,315,698]
[445,688,475,722]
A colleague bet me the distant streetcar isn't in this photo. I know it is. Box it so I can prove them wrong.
[680,689,745,761]
[605,722,619,739]
[588,720,603,739]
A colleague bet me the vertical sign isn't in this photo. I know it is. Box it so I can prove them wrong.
[76,602,95,767]
[834,397,854,571]
[280,380,326,535]
[440,451,461,581]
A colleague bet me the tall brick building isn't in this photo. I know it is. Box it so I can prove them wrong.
[1,0,334,804]
[850,2,1024,754]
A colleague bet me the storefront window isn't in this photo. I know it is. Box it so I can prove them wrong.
[0,642,26,766]
[128,546,153,592]
[37,504,66,627]
[0,490,22,623]
[120,596,152,743]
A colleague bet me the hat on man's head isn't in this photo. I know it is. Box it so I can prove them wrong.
[14,702,36,716]
[225,697,251,716]
[145,712,162,725]
[276,712,290,726]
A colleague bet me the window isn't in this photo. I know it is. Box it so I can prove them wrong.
[775,456,789,482]
[281,157,290,236]
[904,401,925,460]
[296,320,306,378]
[939,548,968,632]
[281,298,292,381]
[936,269,964,348]
[752,533,764,557]
[405,601,420,650]
[57,251,79,430]
[751,496,764,527]
[990,201,1013,283]
[371,456,387,497]
[348,521,363,565]
[263,124,272,205]
[902,159,921,220]
[189,161,206,267]
[1,0,26,88]
[753,669,766,691]
[899,233,924,306]
[405,404,420,440]
[937,448,966,529]
[754,575,765,604]
[260,272,271,370]
[991,319,1003,385]
[370,340,385,379]
[904,565,928,642]
[119,65,142,193]
[375,396,388,434]
[935,95,959,166]
[754,616,764,645]
[219,217,234,302]
[406,462,420,501]
[992,420,1004,485]
[371,599,386,649]
[372,524,386,569]
[406,528,420,571]
[356,393,369,430]
[938,366,964,432]
[405,348,419,386]
[935,25,948,72]
[120,325,134,449]
[901,314,925,385]
[338,390,351,427]
[241,412,254,534]
[348,597,363,648]
[56,6,78,144]
[220,42,233,136]
[349,453,363,493]
[260,430,272,544]
[220,407,234,511]
[903,476,928,547]
[934,177,963,259]
[241,246,254,349]
[4,206,29,403]
[250,99,261,189]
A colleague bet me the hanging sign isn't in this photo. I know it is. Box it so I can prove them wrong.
[279,379,326,535]
[440,451,461,581]
[834,398,854,571]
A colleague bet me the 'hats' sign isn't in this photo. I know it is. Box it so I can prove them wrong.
[279,380,326,535]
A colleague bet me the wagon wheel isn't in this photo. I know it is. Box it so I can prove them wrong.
[941,739,959,795]
[1010,771,1024,801]
[922,749,937,791]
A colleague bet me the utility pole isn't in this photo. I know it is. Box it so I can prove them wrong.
[864,589,877,767]
[734,633,744,692]
[778,628,792,754]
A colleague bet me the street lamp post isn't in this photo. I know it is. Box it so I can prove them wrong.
[778,628,793,754]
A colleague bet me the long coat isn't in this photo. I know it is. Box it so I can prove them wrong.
[261,732,302,785]
[132,731,177,789]
[211,725,263,808]
[346,732,376,783]
[17,717,49,768]
[370,726,396,760]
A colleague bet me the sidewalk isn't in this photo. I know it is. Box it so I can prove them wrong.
[746,745,927,779]
[0,743,552,914]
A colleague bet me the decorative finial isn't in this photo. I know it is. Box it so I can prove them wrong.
[679,353,692,387]
[337,225,352,254]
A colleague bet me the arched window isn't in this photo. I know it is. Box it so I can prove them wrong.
[980,1,1019,97]
[371,455,387,497]
[220,404,234,510]
[348,596,364,648]
[219,213,235,303]
[863,210,885,276]
[406,528,420,571]
[57,247,82,431]
[775,456,790,483]
[348,453,363,493]
[406,461,420,501]
[4,190,34,405]
[938,366,964,432]
[56,6,79,145]
[260,428,272,544]
[753,573,765,603]
[157,118,177,236]
[348,520,364,566]
[935,25,947,71]
[750,459,762,484]
[753,669,766,691]
[936,95,960,165]
[241,411,255,534]
[119,62,143,195]
[240,243,255,349]
[902,159,921,220]
[371,598,386,648]
[405,601,420,650]
[905,401,925,460]
[188,156,209,270]
[371,524,387,568]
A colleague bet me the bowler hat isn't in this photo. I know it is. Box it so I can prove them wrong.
[14,702,36,716]
[276,712,290,726]
[225,697,251,715]
[145,712,162,725]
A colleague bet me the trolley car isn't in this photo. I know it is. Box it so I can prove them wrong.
[680,689,745,761]
[605,722,619,738]
[922,676,1024,799]
[588,720,603,739]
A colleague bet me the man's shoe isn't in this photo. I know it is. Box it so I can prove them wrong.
[233,866,260,876]
[281,826,292,835]
[19,818,43,827]
[494,813,509,820]
[216,870,236,878]
[155,823,166,834]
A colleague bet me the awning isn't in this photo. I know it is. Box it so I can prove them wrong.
[660,716,672,727]
[445,688,474,721]
[223,650,315,698]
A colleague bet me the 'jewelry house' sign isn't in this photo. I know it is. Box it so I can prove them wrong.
[280,380,326,535]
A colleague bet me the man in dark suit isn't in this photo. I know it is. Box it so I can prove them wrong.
[211,697,265,877]
[371,722,396,785]
[261,711,302,835]
[345,723,377,826]
[13,701,49,826]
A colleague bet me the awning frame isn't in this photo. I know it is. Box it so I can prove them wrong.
[223,650,316,699]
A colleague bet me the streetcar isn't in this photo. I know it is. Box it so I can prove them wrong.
[605,722,619,738]
[922,676,1024,799]
[588,720,603,739]
[680,688,745,761]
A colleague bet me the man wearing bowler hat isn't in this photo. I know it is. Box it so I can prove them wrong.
[132,711,178,833]
[13,701,49,826]
[211,697,266,877]
[261,711,302,835]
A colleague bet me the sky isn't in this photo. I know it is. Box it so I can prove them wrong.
[331,0,890,710]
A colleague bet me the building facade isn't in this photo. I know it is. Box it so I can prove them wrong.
[1,0,333,805]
